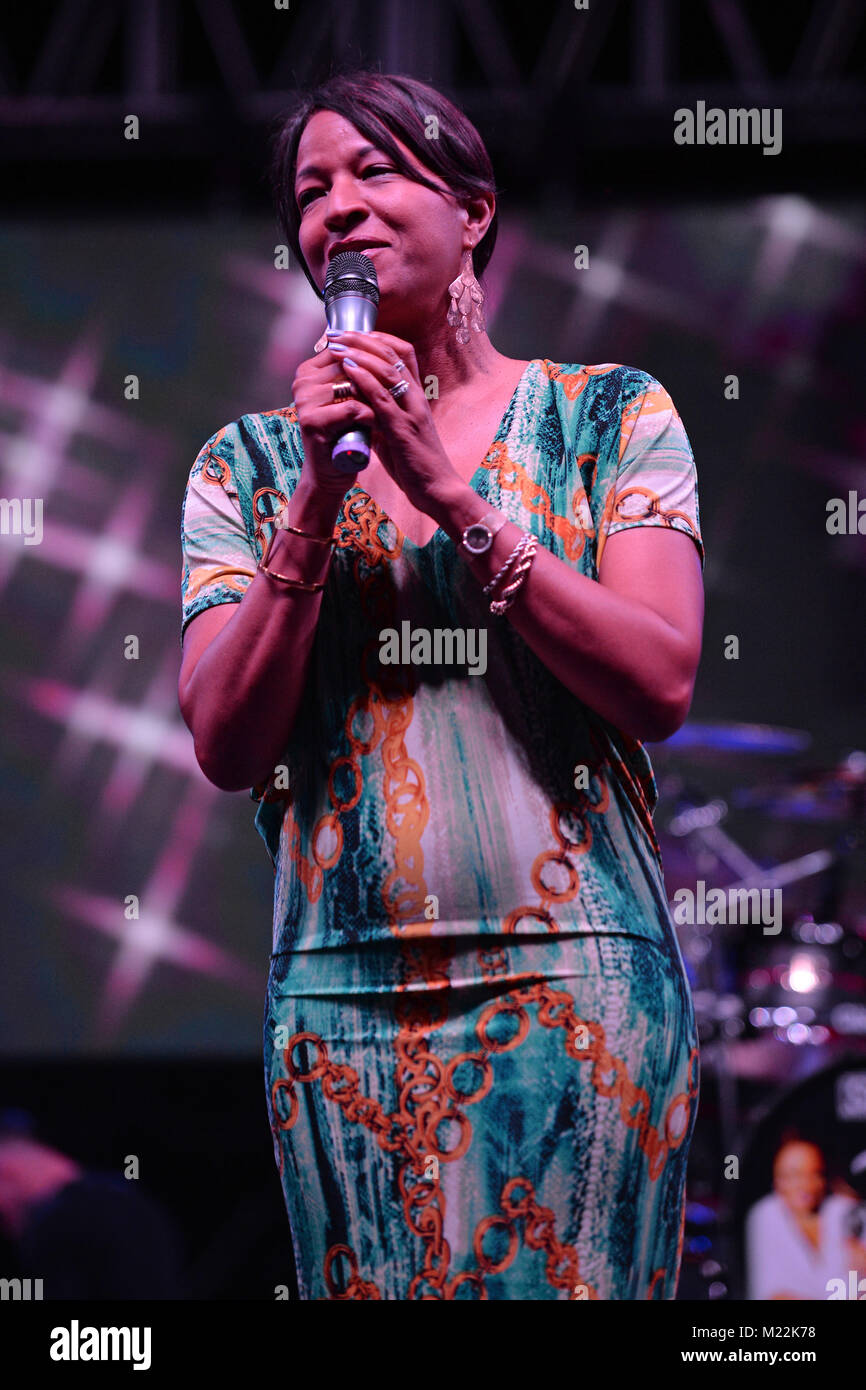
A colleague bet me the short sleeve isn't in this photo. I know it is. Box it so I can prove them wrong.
[180,434,258,645]
[599,379,704,570]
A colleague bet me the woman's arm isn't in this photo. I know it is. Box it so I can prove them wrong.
[178,478,343,791]
[430,480,704,743]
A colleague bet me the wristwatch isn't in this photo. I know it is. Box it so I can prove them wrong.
[460,511,508,556]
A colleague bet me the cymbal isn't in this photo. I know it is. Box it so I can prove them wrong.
[733,751,866,822]
[646,722,812,757]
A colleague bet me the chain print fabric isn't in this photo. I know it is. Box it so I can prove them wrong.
[179,360,705,1299]
[264,932,698,1299]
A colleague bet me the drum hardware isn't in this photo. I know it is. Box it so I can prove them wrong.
[741,912,866,1046]
[663,783,838,927]
[720,849,836,896]
[732,749,866,823]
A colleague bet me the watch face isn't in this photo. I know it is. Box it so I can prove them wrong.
[465,523,490,552]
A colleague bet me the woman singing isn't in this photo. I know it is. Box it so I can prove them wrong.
[178,70,704,1301]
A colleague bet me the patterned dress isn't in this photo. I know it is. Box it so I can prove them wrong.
[180,359,704,1300]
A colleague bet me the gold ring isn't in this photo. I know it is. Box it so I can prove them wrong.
[332,379,355,402]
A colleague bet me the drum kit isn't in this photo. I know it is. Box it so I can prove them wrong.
[648,722,866,1062]
[645,721,866,1298]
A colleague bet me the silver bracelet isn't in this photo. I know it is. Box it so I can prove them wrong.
[490,535,538,614]
[482,530,532,596]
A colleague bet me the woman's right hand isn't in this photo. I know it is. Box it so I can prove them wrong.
[291,345,377,500]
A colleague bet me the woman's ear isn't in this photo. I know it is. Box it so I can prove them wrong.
[462,191,495,247]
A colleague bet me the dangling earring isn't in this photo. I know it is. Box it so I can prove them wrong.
[447,245,486,345]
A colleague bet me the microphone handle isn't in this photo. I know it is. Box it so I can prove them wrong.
[328,295,378,472]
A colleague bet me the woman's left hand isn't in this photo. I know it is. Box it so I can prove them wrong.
[325,329,460,514]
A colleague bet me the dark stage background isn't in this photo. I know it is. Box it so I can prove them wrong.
[1,0,865,1301]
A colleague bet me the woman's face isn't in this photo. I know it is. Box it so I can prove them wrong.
[773,1142,827,1215]
[293,109,480,336]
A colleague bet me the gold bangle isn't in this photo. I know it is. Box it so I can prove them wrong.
[275,519,337,546]
[257,557,327,591]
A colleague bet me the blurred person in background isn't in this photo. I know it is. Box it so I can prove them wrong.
[746,1135,866,1300]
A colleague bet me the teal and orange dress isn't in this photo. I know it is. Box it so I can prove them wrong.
[180,360,704,1300]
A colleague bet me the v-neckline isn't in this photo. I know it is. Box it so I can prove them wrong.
[347,358,542,550]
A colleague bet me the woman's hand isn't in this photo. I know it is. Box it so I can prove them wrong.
[326,329,461,514]
[291,344,380,500]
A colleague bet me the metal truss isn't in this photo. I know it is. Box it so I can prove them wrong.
[0,0,862,158]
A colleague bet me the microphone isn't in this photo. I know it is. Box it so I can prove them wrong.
[323,250,379,472]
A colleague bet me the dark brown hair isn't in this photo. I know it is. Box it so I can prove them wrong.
[268,68,500,299]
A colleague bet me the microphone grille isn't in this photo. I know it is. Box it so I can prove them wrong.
[323,251,379,306]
